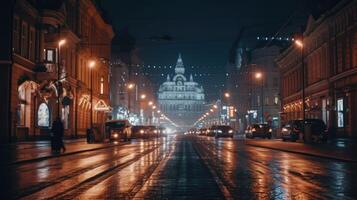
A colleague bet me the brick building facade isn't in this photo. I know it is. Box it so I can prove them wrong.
[0,0,114,142]
[277,0,357,138]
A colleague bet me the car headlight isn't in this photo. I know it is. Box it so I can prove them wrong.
[218,130,222,133]
[113,133,119,138]
[229,130,233,133]
[252,128,256,132]
[140,129,144,134]
[154,130,158,133]
[282,128,288,132]
[269,128,272,132]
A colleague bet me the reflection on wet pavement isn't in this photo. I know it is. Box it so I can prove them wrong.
[2,135,357,199]
[194,137,357,199]
[134,137,224,199]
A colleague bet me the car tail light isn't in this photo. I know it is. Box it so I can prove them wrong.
[252,128,256,132]
[282,127,288,132]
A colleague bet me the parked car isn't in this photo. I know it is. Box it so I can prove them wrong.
[281,120,303,142]
[208,125,234,138]
[245,124,272,139]
[282,119,328,143]
[105,120,132,142]
[305,119,328,142]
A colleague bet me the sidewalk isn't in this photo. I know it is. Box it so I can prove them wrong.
[245,138,357,162]
[0,139,114,165]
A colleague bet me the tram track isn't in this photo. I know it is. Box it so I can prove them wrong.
[17,141,165,200]
[51,139,173,200]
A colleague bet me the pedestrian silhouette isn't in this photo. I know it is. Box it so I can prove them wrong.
[51,117,66,153]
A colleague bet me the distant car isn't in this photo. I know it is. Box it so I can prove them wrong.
[146,126,159,138]
[208,125,234,138]
[245,124,272,139]
[281,120,303,142]
[197,128,208,136]
[187,128,197,135]
[131,125,151,139]
[105,120,132,142]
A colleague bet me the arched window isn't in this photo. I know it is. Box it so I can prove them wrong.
[38,103,50,127]
[100,77,104,94]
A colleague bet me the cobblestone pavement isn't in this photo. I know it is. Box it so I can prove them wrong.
[2,135,357,199]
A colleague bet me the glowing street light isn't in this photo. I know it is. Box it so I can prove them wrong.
[210,109,214,112]
[224,92,230,98]
[148,101,153,106]
[295,39,303,48]
[127,83,135,89]
[58,39,66,47]
[152,105,157,109]
[140,94,146,100]
[255,72,262,79]
[213,104,218,109]
[89,60,96,69]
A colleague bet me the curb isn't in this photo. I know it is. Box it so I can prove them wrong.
[245,143,357,163]
[7,142,128,166]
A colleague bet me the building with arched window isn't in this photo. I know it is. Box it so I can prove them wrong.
[0,0,114,142]
[158,54,205,127]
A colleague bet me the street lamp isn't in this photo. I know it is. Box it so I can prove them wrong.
[127,83,135,113]
[140,94,146,100]
[56,39,66,121]
[255,72,264,123]
[295,38,306,140]
[148,101,153,106]
[224,92,230,98]
[89,60,96,131]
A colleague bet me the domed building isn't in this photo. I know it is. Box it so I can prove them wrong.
[158,54,205,127]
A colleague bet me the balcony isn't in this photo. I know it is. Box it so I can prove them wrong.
[35,63,57,81]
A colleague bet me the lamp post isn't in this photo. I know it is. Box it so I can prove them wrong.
[57,39,66,120]
[295,37,305,139]
[255,72,264,123]
[222,92,230,125]
[89,60,95,131]
[127,83,134,114]
[139,94,146,124]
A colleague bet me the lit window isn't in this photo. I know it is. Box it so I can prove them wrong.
[38,103,50,127]
[337,98,344,128]
[274,96,279,105]
[44,49,56,63]
[100,77,104,94]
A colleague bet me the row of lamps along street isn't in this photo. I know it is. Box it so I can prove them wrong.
[126,83,177,127]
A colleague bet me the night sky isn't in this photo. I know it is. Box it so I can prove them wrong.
[102,0,320,100]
